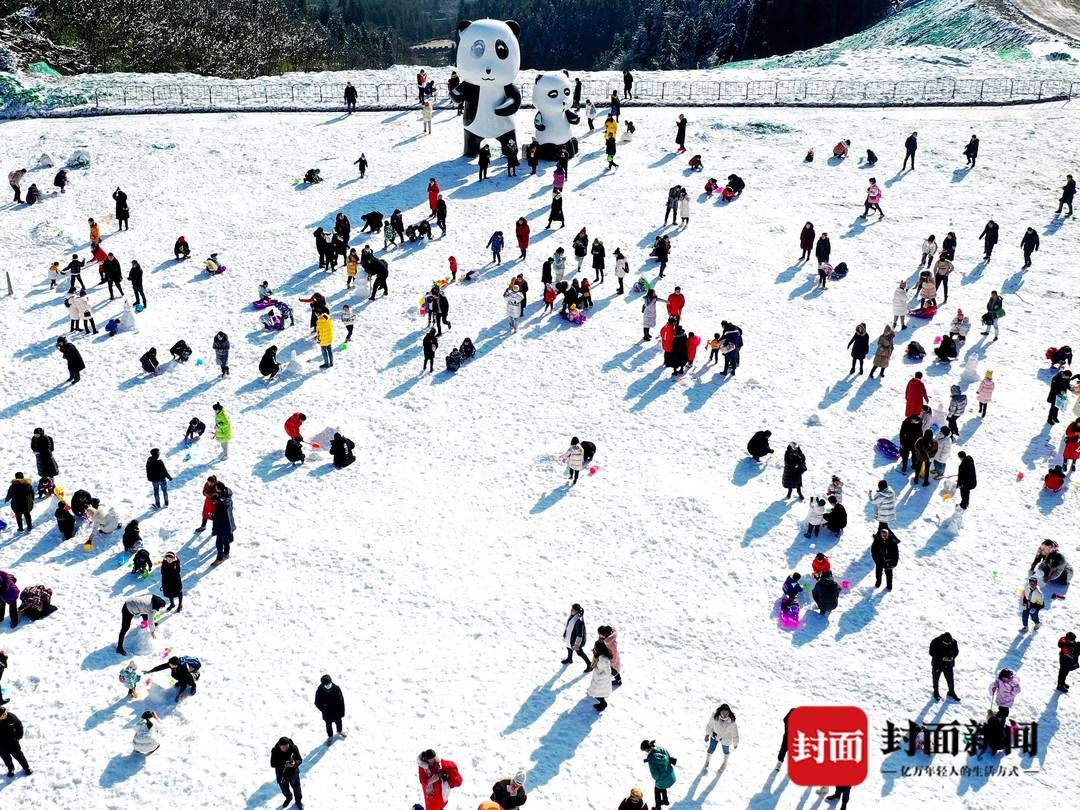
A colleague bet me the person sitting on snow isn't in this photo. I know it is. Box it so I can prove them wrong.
[204,253,225,274]
[140,347,160,374]
[169,340,192,363]
[688,154,703,171]
[1045,464,1067,492]
[303,168,322,184]
[460,337,476,360]
[949,310,971,343]
[833,140,851,159]
[173,236,191,260]
[704,178,719,196]
[934,333,958,363]
[185,418,206,442]
[257,281,273,302]
[726,174,746,196]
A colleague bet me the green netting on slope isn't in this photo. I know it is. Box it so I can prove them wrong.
[997,47,1033,61]
[28,62,62,78]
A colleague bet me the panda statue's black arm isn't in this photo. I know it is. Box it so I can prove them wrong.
[564,110,580,125]
[495,84,522,116]
[448,82,472,102]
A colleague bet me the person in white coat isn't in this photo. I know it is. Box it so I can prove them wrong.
[587,640,613,712]
[920,235,938,268]
[932,427,953,479]
[73,292,96,334]
[704,704,739,768]
[642,289,663,341]
[133,711,162,755]
[891,280,909,330]
[504,284,524,332]
[678,190,690,227]
[868,480,896,529]
[421,100,433,135]
[613,248,629,294]
[803,497,826,538]
[86,502,119,547]
[566,437,585,484]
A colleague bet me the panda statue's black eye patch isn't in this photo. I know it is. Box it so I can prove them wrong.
[495,39,509,59]
[547,90,558,99]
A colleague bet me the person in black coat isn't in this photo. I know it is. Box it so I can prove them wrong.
[871,528,900,591]
[314,227,329,268]
[1021,227,1040,268]
[491,774,528,808]
[902,131,917,171]
[30,428,58,480]
[929,632,959,701]
[102,253,124,299]
[823,496,847,533]
[782,443,807,500]
[367,257,389,300]
[55,503,76,540]
[140,347,159,374]
[747,430,773,461]
[4,474,34,532]
[898,413,922,474]
[1057,174,1075,217]
[815,233,831,264]
[0,651,7,706]
[963,134,979,167]
[161,551,183,611]
[270,737,304,808]
[580,440,597,466]
[285,437,306,465]
[934,333,958,363]
[1048,368,1072,424]
[112,187,129,230]
[436,196,447,234]
[846,323,869,374]
[812,571,840,614]
[330,434,355,468]
[422,328,438,374]
[260,346,281,381]
[0,706,31,776]
[941,232,957,261]
[956,451,976,510]
[211,483,235,564]
[978,219,999,261]
[314,674,347,740]
[56,337,84,384]
[145,448,172,508]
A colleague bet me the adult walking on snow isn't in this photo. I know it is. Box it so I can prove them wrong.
[145,448,172,509]
[799,222,815,262]
[316,312,334,369]
[56,337,84,385]
[868,480,896,530]
[675,114,688,153]
[417,749,461,810]
[4,473,34,533]
[1021,227,1040,268]
[1057,174,1075,217]
[956,451,977,510]
[587,639,614,712]
[212,402,231,458]
[271,737,305,809]
[846,323,869,375]
[979,219,999,261]
[31,428,59,482]
[929,632,960,701]
[562,603,590,668]
[641,739,677,809]
[815,232,831,264]
[861,179,883,220]
[422,328,438,374]
[704,704,740,769]
[113,187,130,230]
[870,325,894,378]
[0,706,32,777]
[902,131,917,171]
[315,674,347,741]
[565,437,586,484]
[213,331,230,377]
[904,372,928,417]
[963,134,979,167]
[871,527,900,591]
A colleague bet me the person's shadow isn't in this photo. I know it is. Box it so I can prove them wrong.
[524,702,602,791]
[503,669,587,735]
[99,752,148,787]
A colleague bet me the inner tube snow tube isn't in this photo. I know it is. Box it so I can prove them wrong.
[876,438,901,460]
[908,306,937,319]
[252,299,278,310]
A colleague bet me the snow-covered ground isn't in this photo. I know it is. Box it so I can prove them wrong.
[0,100,1078,809]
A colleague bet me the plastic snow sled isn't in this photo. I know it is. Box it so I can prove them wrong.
[252,298,278,310]
[875,438,901,460]
[563,308,587,325]
[908,305,937,319]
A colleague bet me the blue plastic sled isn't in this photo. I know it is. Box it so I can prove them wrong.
[876,438,900,460]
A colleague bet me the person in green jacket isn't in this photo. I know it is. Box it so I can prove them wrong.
[641,739,676,808]
[212,402,231,459]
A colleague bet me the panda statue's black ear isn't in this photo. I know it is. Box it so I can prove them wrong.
[534,74,544,84]
[457,20,472,33]
[505,20,521,38]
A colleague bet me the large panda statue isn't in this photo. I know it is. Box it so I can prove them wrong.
[449,19,522,158]
[532,71,579,161]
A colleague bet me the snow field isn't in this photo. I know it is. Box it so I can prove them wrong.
[0,101,1078,808]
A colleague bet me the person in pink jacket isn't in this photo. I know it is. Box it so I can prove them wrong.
[976,370,994,417]
[599,625,621,686]
[989,669,1020,719]
[861,179,884,219]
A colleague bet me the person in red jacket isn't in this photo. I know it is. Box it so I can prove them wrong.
[1063,418,1080,472]
[686,331,701,366]
[666,286,686,322]
[197,475,218,531]
[659,317,677,371]
[426,179,440,217]
[812,552,831,580]
[285,412,306,441]
[1045,464,1066,492]
[905,372,928,417]
[448,255,457,281]
[417,749,461,810]
[515,217,530,260]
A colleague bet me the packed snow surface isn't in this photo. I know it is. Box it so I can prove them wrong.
[0,100,1078,808]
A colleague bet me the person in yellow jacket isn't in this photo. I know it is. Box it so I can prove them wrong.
[345,248,359,289]
[212,402,231,459]
[316,312,334,368]
[89,217,100,244]
[604,114,618,140]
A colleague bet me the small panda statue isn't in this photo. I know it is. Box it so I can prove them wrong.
[449,19,523,158]
[532,71,580,161]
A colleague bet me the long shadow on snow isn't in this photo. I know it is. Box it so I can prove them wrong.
[786,527,840,568]
[99,752,148,788]
[670,767,725,809]
[732,457,767,487]
[847,376,882,411]
[503,669,587,736]
[531,483,572,513]
[524,702,601,792]
[742,501,792,546]
[994,629,1035,675]
[834,588,881,641]
[1020,424,1055,470]
[157,375,225,412]
[683,370,730,412]
[1021,690,1062,770]
[748,768,789,808]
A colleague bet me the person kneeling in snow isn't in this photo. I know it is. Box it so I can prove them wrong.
[133,711,163,755]
[169,340,192,363]
[144,655,201,702]
[285,437,306,466]
[330,433,355,468]
[140,347,160,375]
